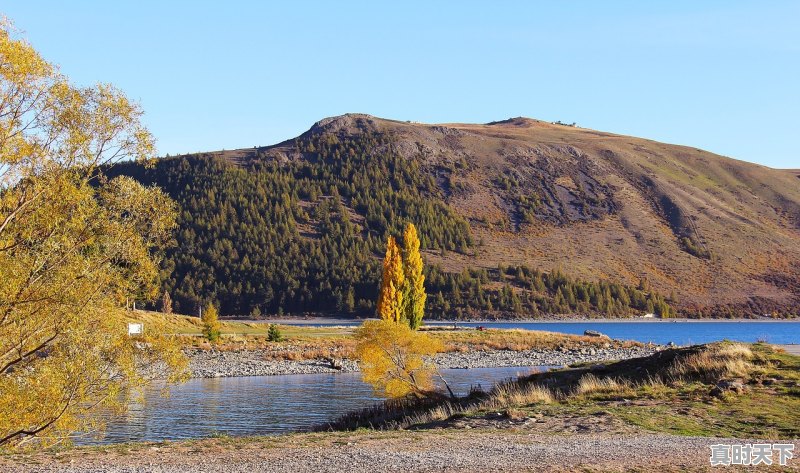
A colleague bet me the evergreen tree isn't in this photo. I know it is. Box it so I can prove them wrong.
[344,286,356,313]
[646,298,655,314]
[267,324,284,342]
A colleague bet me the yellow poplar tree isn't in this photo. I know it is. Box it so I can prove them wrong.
[401,223,426,330]
[360,225,450,399]
[0,22,187,448]
[376,236,405,323]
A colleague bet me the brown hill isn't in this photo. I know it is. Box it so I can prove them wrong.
[209,114,800,315]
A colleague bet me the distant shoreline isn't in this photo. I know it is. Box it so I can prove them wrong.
[226,316,800,325]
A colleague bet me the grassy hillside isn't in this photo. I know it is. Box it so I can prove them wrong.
[110,114,800,318]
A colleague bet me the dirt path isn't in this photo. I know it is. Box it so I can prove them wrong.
[5,429,797,472]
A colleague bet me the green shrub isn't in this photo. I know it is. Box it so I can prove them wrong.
[268,324,284,342]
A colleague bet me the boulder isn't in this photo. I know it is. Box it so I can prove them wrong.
[584,330,606,337]
[710,379,747,397]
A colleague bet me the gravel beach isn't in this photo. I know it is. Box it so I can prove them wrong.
[185,345,662,378]
[5,429,794,472]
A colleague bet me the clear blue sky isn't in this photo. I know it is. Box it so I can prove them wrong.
[3,1,798,168]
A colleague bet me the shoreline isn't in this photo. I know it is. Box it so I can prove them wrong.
[183,345,662,378]
[226,316,800,325]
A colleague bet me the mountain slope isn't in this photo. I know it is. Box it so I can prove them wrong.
[113,114,800,318]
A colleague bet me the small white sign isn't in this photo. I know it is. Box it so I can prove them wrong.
[127,322,143,336]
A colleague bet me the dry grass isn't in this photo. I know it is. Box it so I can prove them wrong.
[400,382,554,426]
[666,342,753,383]
[261,343,356,361]
[574,374,632,396]
[433,328,635,352]
[403,403,461,426]
[485,382,554,407]
[135,311,617,360]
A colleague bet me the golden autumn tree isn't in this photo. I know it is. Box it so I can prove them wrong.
[354,320,442,398]
[376,236,405,324]
[0,22,187,448]
[401,223,426,330]
[358,224,449,399]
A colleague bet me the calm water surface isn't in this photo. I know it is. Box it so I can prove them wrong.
[84,366,544,445]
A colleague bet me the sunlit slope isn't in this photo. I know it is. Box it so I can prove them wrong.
[118,114,799,317]
[247,115,800,313]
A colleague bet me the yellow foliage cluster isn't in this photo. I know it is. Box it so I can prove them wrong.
[0,22,186,448]
[401,223,426,329]
[354,320,443,398]
[364,223,439,398]
[376,223,427,329]
[376,235,405,323]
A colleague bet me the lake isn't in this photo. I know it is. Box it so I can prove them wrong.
[81,366,545,445]
[82,320,800,445]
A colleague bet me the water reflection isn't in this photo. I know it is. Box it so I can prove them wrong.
[85,366,544,445]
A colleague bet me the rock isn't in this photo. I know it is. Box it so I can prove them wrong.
[584,330,605,337]
[711,379,747,397]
